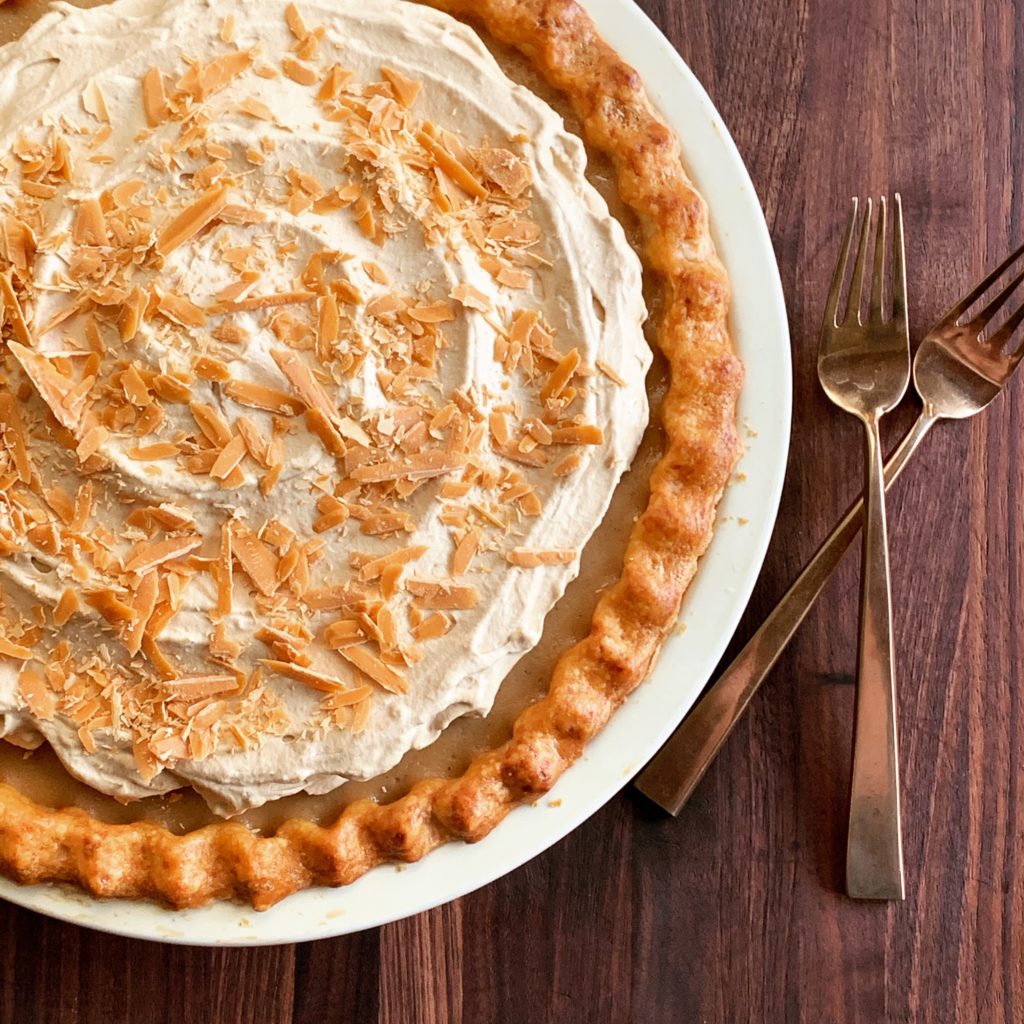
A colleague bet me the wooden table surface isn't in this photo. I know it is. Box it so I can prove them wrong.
[2,0,1021,1021]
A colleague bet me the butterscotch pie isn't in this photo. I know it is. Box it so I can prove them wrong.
[0,0,741,908]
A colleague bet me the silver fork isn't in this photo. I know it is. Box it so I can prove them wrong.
[635,221,1024,879]
[817,195,911,900]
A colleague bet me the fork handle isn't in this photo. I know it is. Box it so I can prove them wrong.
[634,408,937,817]
[846,414,904,899]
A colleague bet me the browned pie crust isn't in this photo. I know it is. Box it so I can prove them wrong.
[0,0,742,909]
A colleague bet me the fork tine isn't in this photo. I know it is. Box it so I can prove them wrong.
[891,194,908,330]
[937,239,1024,327]
[869,196,888,322]
[963,267,1024,337]
[846,197,873,325]
[987,294,1024,352]
[824,198,859,328]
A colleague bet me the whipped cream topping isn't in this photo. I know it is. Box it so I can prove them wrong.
[0,0,650,814]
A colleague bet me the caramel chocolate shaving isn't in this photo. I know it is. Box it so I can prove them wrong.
[416,126,487,199]
[112,179,144,207]
[540,348,581,403]
[476,147,531,197]
[410,612,453,642]
[18,667,55,719]
[190,401,233,447]
[365,293,403,318]
[357,544,428,583]
[121,365,152,407]
[316,290,339,354]
[317,65,354,101]
[360,510,413,537]
[124,535,202,574]
[2,215,35,273]
[255,625,310,666]
[218,205,266,226]
[151,374,192,404]
[155,184,229,256]
[261,659,348,693]
[0,393,33,483]
[407,301,455,323]
[209,621,243,660]
[495,267,531,290]
[406,579,480,610]
[8,342,88,432]
[304,583,371,612]
[85,588,134,624]
[595,359,627,387]
[73,198,107,246]
[306,409,346,457]
[201,49,253,94]
[127,442,180,460]
[21,181,56,200]
[270,348,338,422]
[230,521,279,596]
[489,411,511,447]
[506,547,576,568]
[122,570,158,656]
[142,67,170,127]
[450,282,491,312]
[0,637,33,661]
[527,419,553,444]
[334,644,407,694]
[313,506,349,533]
[157,292,207,328]
[334,416,372,447]
[53,588,80,627]
[1,273,33,346]
[351,450,465,483]
[224,380,304,415]
[553,451,584,476]
[210,434,248,480]
[119,286,147,343]
[261,456,284,496]
[551,424,604,445]
[194,356,231,383]
[451,528,480,576]
[27,522,59,555]
[380,66,421,108]
[235,416,271,467]
[215,521,234,618]
[38,295,92,338]
[239,96,274,121]
[150,505,192,530]
[41,505,73,547]
[210,289,316,314]
[321,684,374,708]
[142,635,178,678]
[282,57,318,86]
[284,2,308,39]
[163,674,239,697]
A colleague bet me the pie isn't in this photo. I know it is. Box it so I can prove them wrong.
[0,0,741,909]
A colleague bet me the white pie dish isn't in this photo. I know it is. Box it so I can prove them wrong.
[0,0,791,945]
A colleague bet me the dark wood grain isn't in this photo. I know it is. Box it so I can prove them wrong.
[2,1,1022,1021]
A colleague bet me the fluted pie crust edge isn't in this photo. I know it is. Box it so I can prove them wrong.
[0,0,743,910]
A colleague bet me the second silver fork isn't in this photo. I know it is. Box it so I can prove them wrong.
[818,195,911,900]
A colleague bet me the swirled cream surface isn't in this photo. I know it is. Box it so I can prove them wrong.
[0,0,650,814]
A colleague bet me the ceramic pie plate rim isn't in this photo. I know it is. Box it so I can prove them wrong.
[0,0,792,945]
